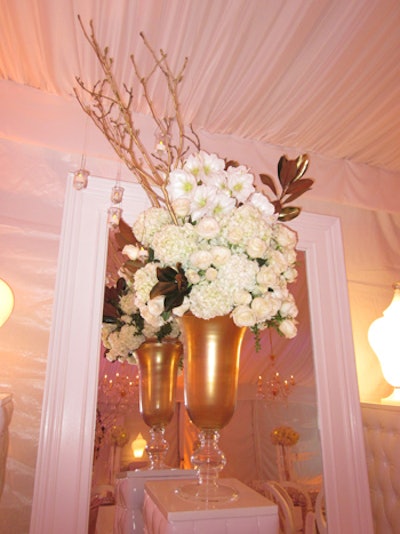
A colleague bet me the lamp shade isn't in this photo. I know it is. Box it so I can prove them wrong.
[131,432,147,459]
[368,282,400,402]
[0,278,14,327]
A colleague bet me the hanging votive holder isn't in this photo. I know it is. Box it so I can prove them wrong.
[111,185,124,204]
[108,206,122,228]
[154,124,171,156]
[73,168,90,190]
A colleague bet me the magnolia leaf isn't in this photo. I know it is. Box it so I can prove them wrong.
[278,156,298,189]
[114,218,138,250]
[293,154,309,182]
[164,292,185,312]
[278,206,301,221]
[150,281,176,299]
[259,173,278,196]
[284,178,314,203]
[156,265,180,282]
[272,199,281,214]
[225,159,240,169]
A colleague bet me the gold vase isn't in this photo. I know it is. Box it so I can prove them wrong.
[178,314,247,502]
[135,339,182,469]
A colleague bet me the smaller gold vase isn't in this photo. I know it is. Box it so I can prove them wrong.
[135,339,181,469]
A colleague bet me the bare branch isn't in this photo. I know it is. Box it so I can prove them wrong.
[74,17,201,223]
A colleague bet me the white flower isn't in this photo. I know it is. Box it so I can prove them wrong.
[196,217,220,239]
[279,295,298,318]
[256,265,281,291]
[188,151,225,182]
[250,192,275,218]
[233,289,252,306]
[190,185,217,221]
[211,192,236,218]
[246,237,267,259]
[132,208,172,246]
[172,197,191,218]
[189,281,232,318]
[205,267,218,281]
[232,305,257,327]
[274,224,298,248]
[128,150,300,345]
[133,263,159,305]
[167,168,197,200]
[226,165,255,203]
[251,297,276,322]
[152,223,198,265]
[190,250,213,270]
[279,319,297,338]
[210,246,231,267]
[123,244,141,260]
[186,269,201,284]
[147,295,166,317]
[119,291,137,315]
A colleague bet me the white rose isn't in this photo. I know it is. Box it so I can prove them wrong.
[274,224,297,248]
[196,217,220,239]
[283,267,298,283]
[280,296,298,318]
[246,237,267,259]
[186,269,201,284]
[172,197,191,218]
[251,297,275,321]
[148,295,165,317]
[205,267,218,281]
[279,319,297,338]
[140,305,165,327]
[232,305,256,327]
[122,244,141,260]
[233,289,252,306]
[190,250,213,270]
[257,266,279,287]
[226,225,244,244]
[210,246,231,267]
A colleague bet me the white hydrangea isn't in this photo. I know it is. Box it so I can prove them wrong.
[130,150,300,339]
[132,207,172,246]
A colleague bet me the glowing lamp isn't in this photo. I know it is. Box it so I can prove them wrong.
[0,279,14,327]
[131,432,147,459]
[368,282,400,403]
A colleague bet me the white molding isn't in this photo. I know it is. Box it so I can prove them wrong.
[30,183,373,533]
[292,212,373,533]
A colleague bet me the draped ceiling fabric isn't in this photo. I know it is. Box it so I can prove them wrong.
[0,1,399,532]
[0,0,400,174]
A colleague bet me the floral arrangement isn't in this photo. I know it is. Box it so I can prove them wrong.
[76,22,314,352]
[110,424,129,447]
[128,150,301,343]
[270,425,300,447]
[102,276,180,364]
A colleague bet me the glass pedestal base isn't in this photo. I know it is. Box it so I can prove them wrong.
[175,481,239,503]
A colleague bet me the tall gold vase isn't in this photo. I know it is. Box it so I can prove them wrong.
[135,339,182,469]
[178,314,247,502]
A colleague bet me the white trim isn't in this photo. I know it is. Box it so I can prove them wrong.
[30,179,372,533]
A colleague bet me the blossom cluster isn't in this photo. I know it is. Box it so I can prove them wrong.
[128,151,299,338]
[101,279,180,364]
[270,425,300,447]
